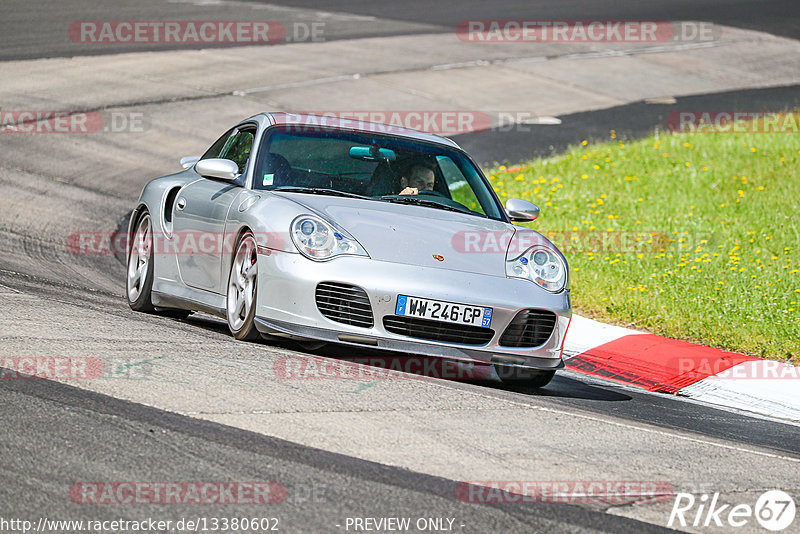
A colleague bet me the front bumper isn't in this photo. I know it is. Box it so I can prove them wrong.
[254,251,571,370]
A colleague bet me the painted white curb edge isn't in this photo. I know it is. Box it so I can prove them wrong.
[680,362,800,422]
[562,314,644,358]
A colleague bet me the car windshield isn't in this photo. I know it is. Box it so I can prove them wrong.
[253,126,505,220]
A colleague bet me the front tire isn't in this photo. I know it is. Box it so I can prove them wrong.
[127,212,156,312]
[296,340,327,351]
[495,366,556,388]
[226,232,261,341]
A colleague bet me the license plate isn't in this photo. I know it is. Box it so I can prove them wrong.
[395,295,492,328]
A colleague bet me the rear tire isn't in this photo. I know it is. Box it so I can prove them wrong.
[126,212,156,313]
[495,366,556,388]
[226,232,261,341]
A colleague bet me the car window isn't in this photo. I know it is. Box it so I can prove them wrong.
[201,127,236,160]
[254,126,505,220]
[220,129,255,174]
[268,133,379,182]
[437,156,486,216]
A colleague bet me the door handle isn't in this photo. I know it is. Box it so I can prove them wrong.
[176,197,186,211]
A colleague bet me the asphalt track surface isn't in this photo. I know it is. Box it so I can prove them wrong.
[2,2,800,533]
[1,374,672,534]
[258,0,800,41]
[454,83,800,165]
[3,0,799,60]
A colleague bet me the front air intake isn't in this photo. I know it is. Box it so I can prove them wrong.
[383,316,494,345]
[315,282,374,328]
[499,309,557,348]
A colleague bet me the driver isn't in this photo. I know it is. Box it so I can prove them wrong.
[399,163,436,195]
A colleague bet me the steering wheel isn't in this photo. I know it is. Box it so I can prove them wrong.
[417,190,446,198]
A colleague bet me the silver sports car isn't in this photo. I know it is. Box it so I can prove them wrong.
[126,113,571,386]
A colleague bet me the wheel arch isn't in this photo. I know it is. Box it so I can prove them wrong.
[227,224,256,272]
[126,203,153,269]
[128,203,150,238]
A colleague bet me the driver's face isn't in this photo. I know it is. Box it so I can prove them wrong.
[408,167,435,191]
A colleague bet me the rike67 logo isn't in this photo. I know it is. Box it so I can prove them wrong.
[669,490,796,531]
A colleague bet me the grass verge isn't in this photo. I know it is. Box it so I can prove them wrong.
[486,124,799,361]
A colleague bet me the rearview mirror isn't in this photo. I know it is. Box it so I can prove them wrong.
[180,156,200,169]
[505,198,539,222]
[349,145,396,161]
[195,158,240,182]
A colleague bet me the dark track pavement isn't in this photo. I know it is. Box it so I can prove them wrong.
[2,0,799,60]
[453,84,800,165]
[0,371,677,534]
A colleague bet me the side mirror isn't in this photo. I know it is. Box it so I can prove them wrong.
[180,156,200,169]
[505,198,539,222]
[195,158,240,182]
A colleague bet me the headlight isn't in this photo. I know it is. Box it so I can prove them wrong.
[291,215,367,261]
[506,246,568,292]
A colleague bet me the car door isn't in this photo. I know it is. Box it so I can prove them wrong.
[173,125,256,293]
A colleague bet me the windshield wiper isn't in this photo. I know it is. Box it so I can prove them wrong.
[379,195,468,214]
[273,187,373,200]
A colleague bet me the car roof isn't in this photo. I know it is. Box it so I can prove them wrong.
[250,112,462,149]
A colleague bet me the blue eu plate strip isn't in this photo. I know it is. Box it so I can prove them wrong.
[396,295,408,315]
[481,308,493,327]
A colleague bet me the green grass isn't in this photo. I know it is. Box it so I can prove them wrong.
[486,127,800,361]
